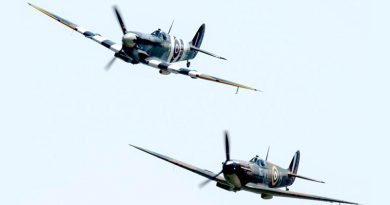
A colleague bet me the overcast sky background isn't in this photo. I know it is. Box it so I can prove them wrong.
[0,0,387,205]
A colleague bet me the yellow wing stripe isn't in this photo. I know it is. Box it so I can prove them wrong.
[29,3,77,30]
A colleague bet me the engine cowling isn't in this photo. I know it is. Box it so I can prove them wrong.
[122,33,137,47]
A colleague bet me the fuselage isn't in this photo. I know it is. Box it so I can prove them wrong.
[222,156,294,190]
[123,29,195,64]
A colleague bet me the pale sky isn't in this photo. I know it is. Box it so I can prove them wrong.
[0,0,387,205]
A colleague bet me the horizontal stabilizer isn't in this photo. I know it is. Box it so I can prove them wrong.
[190,45,227,60]
[288,173,325,184]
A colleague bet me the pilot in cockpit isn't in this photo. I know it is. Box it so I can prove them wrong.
[250,155,266,167]
[250,155,259,162]
[151,28,161,36]
[151,28,168,40]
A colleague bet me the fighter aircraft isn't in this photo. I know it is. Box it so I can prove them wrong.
[129,131,359,204]
[29,3,258,92]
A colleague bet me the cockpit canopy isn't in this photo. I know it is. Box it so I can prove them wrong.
[250,155,266,167]
[151,29,168,40]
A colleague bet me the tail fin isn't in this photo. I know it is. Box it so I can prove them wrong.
[188,24,226,60]
[287,151,300,185]
[288,150,300,174]
[191,24,205,48]
[287,151,325,184]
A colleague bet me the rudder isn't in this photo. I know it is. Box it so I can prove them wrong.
[191,24,205,48]
[288,150,300,184]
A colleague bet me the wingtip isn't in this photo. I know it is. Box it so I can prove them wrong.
[129,144,143,151]
[252,88,262,93]
[236,87,261,93]
[128,144,138,149]
[27,2,35,8]
[28,2,36,7]
[349,202,361,205]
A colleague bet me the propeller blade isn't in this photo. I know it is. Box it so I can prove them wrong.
[105,57,116,71]
[198,132,231,188]
[198,170,223,188]
[225,131,230,161]
[113,6,127,34]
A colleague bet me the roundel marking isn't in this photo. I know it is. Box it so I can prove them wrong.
[171,38,184,62]
[271,166,279,186]
[174,39,180,55]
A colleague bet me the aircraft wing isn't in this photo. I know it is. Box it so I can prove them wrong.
[129,144,231,186]
[141,57,259,92]
[29,3,122,53]
[243,182,359,205]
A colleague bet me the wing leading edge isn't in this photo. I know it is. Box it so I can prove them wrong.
[129,144,230,186]
[29,3,122,53]
[244,183,359,204]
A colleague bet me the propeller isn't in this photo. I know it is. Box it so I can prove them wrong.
[225,131,230,161]
[199,131,231,188]
[198,170,223,188]
[101,6,127,71]
[105,57,116,71]
[106,5,163,71]
[113,6,127,34]
[114,6,163,46]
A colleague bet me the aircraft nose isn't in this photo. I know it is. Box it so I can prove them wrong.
[223,161,239,175]
[122,32,137,47]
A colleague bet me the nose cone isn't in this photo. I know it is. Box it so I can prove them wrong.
[122,32,137,47]
[223,161,242,188]
[223,161,239,175]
